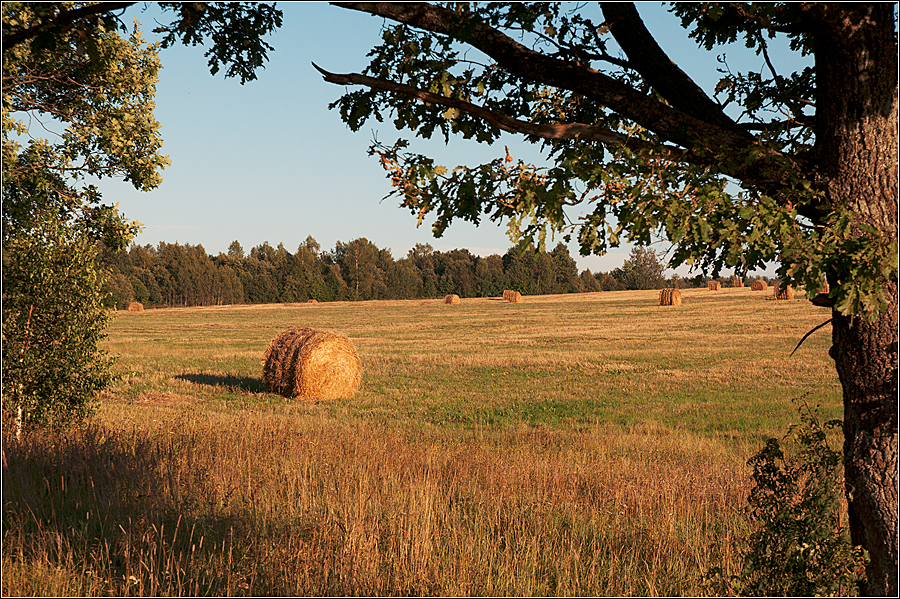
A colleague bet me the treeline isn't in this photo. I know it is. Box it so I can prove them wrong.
[99,237,774,309]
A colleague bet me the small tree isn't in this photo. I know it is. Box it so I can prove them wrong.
[612,246,667,290]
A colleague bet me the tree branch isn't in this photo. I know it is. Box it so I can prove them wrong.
[331,2,751,154]
[2,2,136,51]
[600,3,748,138]
[313,62,691,160]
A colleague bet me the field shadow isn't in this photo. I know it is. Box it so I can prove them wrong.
[176,373,265,393]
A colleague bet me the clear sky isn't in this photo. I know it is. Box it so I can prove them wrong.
[95,2,807,275]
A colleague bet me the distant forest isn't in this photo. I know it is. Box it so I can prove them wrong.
[99,237,774,309]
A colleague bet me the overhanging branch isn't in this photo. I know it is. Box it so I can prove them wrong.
[313,62,691,159]
[2,2,136,51]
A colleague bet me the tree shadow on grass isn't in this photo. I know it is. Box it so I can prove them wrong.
[175,373,265,393]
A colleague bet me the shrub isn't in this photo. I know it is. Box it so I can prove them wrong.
[706,397,867,596]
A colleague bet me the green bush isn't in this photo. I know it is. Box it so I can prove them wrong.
[707,397,867,595]
[2,208,116,432]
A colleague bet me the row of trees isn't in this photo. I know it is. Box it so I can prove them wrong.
[100,239,765,309]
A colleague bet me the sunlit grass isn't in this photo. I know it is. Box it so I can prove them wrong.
[3,288,841,596]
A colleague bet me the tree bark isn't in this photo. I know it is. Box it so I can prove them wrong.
[812,4,898,595]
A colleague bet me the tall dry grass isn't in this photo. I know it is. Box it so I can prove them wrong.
[3,412,750,596]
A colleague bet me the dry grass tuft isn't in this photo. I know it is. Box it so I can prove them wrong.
[262,327,361,400]
[707,281,721,291]
[127,302,144,312]
[750,280,768,291]
[774,285,795,300]
[507,291,524,303]
[444,294,461,304]
[659,288,683,306]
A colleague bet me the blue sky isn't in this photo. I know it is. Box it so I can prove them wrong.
[95,2,808,274]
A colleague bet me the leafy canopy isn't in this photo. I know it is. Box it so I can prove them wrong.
[319,2,896,321]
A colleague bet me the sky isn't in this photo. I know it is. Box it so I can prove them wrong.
[89,2,809,275]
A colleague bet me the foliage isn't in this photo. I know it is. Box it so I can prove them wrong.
[320,2,896,323]
[1,206,114,432]
[2,3,165,430]
[612,246,667,290]
[706,397,867,596]
[100,237,607,307]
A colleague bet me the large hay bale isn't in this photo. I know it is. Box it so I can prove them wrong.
[707,281,721,291]
[444,294,460,304]
[507,291,524,303]
[659,288,682,306]
[774,285,795,300]
[750,280,768,291]
[307,299,318,304]
[127,302,144,312]
[502,290,514,301]
[262,327,361,400]
[733,278,743,288]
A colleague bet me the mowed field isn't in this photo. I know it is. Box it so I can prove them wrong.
[3,287,843,596]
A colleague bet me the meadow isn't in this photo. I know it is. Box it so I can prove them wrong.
[2,287,844,596]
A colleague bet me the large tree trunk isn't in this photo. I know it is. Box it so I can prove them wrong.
[813,4,898,595]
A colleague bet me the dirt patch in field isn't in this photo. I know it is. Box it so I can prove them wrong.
[133,392,201,406]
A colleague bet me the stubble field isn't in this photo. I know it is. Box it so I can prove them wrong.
[2,287,843,596]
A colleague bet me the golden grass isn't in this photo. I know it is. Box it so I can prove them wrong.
[262,327,361,400]
[2,288,844,596]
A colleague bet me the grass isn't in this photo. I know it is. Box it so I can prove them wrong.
[2,287,843,596]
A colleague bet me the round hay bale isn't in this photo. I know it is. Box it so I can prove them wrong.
[507,291,524,303]
[307,299,318,304]
[707,281,721,291]
[127,302,144,312]
[502,290,514,301]
[444,294,460,304]
[733,278,743,288]
[750,280,768,291]
[659,288,682,306]
[774,285,795,300]
[262,327,361,400]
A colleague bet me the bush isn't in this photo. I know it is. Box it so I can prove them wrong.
[706,397,867,596]
[2,209,116,432]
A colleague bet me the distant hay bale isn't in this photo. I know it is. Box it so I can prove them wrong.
[751,280,768,291]
[507,291,523,303]
[707,281,721,291]
[444,294,460,304]
[659,288,682,306]
[127,302,144,312]
[503,290,514,301]
[307,299,318,303]
[774,285,795,300]
[262,327,361,400]
[733,278,743,288]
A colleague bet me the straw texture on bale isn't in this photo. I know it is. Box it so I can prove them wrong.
[444,294,460,304]
[263,327,361,400]
[733,278,743,288]
[127,302,144,312]
[774,285,795,300]
[750,280,768,291]
[502,290,514,301]
[707,281,721,291]
[507,291,523,303]
[659,288,683,306]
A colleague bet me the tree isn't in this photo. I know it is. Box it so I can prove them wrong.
[314,3,897,593]
[612,246,667,290]
[2,3,164,430]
